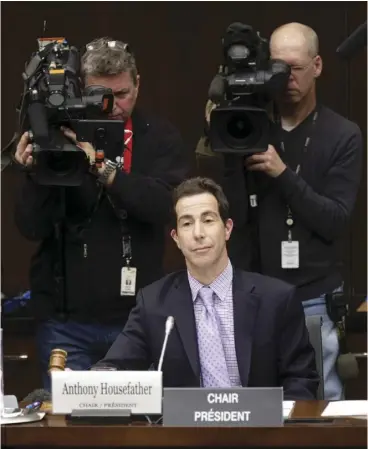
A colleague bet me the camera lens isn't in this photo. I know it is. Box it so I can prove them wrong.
[46,151,79,176]
[216,109,263,151]
[226,113,253,140]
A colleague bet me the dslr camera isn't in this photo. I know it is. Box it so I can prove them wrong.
[18,37,124,186]
[208,23,290,155]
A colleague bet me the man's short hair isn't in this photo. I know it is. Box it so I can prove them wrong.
[81,37,138,85]
[172,177,230,225]
[270,23,319,58]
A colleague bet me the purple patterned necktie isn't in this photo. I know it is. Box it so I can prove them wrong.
[197,286,231,387]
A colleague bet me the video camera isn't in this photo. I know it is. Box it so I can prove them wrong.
[208,23,291,155]
[18,37,124,186]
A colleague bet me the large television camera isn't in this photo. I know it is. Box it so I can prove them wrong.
[18,37,124,186]
[208,23,291,155]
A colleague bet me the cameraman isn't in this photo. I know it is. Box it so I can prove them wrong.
[220,23,362,400]
[14,37,188,390]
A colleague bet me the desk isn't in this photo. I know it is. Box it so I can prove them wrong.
[2,401,367,448]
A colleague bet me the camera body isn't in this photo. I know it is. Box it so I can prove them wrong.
[19,37,124,186]
[208,23,290,155]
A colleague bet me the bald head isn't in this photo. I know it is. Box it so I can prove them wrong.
[269,23,322,106]
[270,22,319,58]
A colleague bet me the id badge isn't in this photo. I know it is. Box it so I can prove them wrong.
[281,241,299,269]
[120,266,137,296]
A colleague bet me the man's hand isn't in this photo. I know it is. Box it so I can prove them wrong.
[61,127,117,186]
[245,144,286,178]
[15,132,33,167]
[61,127,96,165]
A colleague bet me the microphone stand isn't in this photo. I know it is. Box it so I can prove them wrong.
[158,316,175,372]
[54,187,68,321]
[148,316,174,425]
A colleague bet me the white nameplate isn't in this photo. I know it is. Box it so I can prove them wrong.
[51,371,162,415]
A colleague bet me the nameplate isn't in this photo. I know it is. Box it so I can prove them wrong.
[51,371,162,415]
[163,387,283,427]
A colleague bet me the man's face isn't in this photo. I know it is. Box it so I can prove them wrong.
[86,71,140,121]
[271,43,322,104]
[171,193,233,270]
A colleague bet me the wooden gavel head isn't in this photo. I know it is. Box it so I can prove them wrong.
[48,348,68,374]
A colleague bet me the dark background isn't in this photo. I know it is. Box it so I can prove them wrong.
[1,1,367,398]
[1,1,367,299]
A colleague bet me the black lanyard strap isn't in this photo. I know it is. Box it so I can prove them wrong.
[278,108,319,233]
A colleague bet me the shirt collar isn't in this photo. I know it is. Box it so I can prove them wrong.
[187,259,233,303]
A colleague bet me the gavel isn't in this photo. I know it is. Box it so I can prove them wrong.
[48,348,68,374]
[22,349,68,413]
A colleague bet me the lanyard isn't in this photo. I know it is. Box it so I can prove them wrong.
[82,119,134,260]
[121,117,133,173]
[279,109,319,241]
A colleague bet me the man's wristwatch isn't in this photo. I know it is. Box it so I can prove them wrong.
[98,159,118,185]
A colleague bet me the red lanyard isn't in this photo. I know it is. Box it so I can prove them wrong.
[123,117,133,174]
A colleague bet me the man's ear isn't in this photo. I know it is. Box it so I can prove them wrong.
[170,228,180,249]
[314,55,323,78]
[225,218,233,241]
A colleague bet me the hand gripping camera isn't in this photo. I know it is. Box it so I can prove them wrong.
[18,37,124,186]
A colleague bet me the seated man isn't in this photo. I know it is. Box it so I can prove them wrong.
[94,177,319,399]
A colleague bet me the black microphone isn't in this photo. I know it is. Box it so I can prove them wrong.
[336,353,359,381]
[158,316,175,371]
[22,388,51,403]
[226,22,250,34]
[336,22,367,59]
[28,101,50,149]
[208,74,226,104]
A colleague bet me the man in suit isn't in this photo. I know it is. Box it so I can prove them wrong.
[95,177,319,399]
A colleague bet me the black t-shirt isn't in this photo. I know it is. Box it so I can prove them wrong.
[277,109,316,173]
[225,104,363,302]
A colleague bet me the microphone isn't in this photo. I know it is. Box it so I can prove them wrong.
[158,316,175,372]
[208,74,226,104]
[226,22,250,34]
[336,21,367,59]
[22,388,51,403]
[336,353,359,381]
[27,101,50,148]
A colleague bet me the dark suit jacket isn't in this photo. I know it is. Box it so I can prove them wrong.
[95,269,319,400]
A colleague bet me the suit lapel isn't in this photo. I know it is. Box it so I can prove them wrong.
[233,270,260,386]
[168,275,200,380]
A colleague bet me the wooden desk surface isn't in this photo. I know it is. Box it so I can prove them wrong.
[2,401,367,448]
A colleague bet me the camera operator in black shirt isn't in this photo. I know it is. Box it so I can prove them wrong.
[221,23,362,400]
[14,37,188,390]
